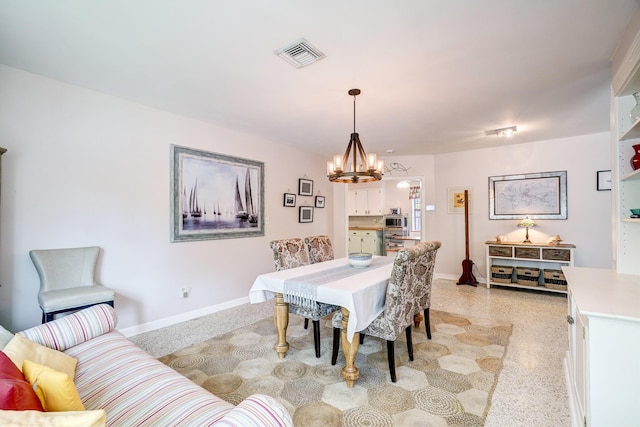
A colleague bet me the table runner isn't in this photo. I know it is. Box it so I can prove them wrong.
[283,257,393,309]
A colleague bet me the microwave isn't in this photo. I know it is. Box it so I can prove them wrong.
[384,215,408,228]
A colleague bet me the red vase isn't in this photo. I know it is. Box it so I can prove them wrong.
[632,144,640,171]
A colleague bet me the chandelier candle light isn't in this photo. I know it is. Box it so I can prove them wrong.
[517,217,537,243]
[327,89,384,183]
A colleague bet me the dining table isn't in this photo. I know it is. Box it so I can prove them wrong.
[249,256,394,387]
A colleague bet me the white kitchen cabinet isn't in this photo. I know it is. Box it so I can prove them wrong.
[348,230,382,255]
[348,188,384,216]
[563,267,640,427]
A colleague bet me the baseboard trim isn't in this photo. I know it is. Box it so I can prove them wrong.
[118,296,250,338]
[436,273,487,284]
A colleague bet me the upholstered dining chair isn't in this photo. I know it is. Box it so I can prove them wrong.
[304,235,334,264]
[411,241,441,339]
[330,241,440,382]
[29,246,115,323]
[269,238,340,358]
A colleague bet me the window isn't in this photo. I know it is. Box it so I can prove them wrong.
[412,198,421,232]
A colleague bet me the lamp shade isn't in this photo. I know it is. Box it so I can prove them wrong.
[517,217,536,228]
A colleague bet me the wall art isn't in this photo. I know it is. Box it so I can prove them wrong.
[283,193,296,207]
[489,170,567,219]
[447,187,473,214]
[298,178,313,196]
[299,206,314,223]
[170,145,264,241]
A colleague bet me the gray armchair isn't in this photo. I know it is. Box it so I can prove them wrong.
[331,241,440,382]
[29,246,115,323]
[269,238,339,358]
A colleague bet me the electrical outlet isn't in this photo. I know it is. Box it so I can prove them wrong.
[180,287,190,298]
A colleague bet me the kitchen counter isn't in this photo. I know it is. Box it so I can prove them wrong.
[386,235,421,240]
[349,226,384,231]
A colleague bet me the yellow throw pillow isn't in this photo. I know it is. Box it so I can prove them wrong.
[0,410,106,427]
[2,334,77,378]
[23,360,84,412]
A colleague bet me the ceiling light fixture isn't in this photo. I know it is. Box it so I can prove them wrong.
[327,89,383,184]
[485,125,517,137]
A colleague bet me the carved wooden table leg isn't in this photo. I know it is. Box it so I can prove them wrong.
[340,307,359,387]
[273,292,289,359]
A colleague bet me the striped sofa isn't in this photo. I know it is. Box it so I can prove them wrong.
[18,304,293,426]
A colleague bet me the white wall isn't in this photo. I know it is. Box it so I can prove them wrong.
[0,65,334,332]
[384,135,612,281]
[0,65,613,332]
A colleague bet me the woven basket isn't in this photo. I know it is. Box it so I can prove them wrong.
[491,265,513,284]
[516,267,540,286]
[543,269,567,290]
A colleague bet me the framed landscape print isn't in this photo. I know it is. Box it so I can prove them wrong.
[489,170,567,219]
[299,206,314,223]
[170,145,264,241]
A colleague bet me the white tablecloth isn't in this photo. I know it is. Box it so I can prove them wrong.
[250,257,393,342]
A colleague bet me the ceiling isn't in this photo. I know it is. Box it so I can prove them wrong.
[1,1,638,158]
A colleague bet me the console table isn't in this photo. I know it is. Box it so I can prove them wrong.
[485,241,575,294]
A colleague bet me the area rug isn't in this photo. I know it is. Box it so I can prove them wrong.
[159,310,512,427]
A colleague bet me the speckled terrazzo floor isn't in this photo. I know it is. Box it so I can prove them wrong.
[130,279,570,426]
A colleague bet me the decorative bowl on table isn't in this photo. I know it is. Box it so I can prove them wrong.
[349,252,373,268]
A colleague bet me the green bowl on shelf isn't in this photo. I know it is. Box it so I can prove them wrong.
[631,209,640,216]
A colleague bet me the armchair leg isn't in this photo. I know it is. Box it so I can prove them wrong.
[424,308,431,339]
[331,327,340,365]
[312,320,321,358]
[386,340,397,382]
[304,318,309,329]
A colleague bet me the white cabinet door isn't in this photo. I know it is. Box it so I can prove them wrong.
[348,231,361,253]
[361,233,378,255]
[348,187,384,215]
[366,188,385,215]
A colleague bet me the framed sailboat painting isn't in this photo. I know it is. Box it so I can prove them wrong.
[170,145,264,241]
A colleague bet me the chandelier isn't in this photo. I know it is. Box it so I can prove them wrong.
[326,89,384,183]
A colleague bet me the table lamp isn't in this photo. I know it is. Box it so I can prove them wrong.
[517,217,536,243]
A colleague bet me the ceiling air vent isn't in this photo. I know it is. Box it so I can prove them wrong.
[274,38,326,68]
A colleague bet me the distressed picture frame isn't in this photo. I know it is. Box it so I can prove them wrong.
[170,145,264,241]
[489,170,567,219]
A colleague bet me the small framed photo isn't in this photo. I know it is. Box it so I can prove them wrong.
[299,206,314,223]
[298,178,313,196]
[283,193,296,207]
[597,170,611,191]
[315,195,325,208]
[447,187,472,214]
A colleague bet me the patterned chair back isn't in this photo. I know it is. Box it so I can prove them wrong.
[269,238,311,271]
[411,241,441,313]
[304,235,334,264]
[364,241,440,341]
